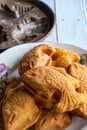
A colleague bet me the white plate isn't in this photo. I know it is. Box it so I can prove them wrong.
[0,42,87,130]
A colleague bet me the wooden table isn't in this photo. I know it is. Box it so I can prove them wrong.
[41,0,87,50]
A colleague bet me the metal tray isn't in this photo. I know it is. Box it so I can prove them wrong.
[0,0,55,52]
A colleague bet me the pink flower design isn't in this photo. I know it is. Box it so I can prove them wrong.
[0,63,9,78]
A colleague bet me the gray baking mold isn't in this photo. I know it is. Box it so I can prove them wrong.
[0,0,52,50]
[0,2,34,18]
[80,54,87,66]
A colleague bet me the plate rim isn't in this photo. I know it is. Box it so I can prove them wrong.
[0,42,87,56]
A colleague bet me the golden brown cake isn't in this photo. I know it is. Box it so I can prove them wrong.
[72,102,87,119]
[51,67,79,89]
[68,62,87,93]
[2,79,41,130]
[51,48,80,69]
[68,63,87,119]
[18,44,56,75]
[0,108,4,130]
[19,44,80,76]
[22,66,85,112]
[35,109,71,130]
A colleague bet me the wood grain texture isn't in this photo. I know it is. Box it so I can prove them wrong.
[55,0,87,50]
[82,0,87,27]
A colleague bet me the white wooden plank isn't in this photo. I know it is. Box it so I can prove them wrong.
[40,0,57,42]
[82,0,87,26]
[56,0,87,50]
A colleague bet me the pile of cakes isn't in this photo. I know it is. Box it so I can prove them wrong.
[1,44,87,130]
